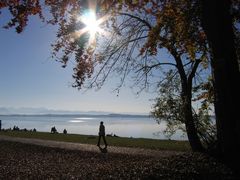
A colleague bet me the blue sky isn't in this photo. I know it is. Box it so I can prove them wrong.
[0,13,156,114]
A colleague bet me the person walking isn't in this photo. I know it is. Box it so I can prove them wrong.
[97,121,108,147]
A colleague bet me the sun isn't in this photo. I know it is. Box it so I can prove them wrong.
[80,10,102,36]
[75,9,106,44]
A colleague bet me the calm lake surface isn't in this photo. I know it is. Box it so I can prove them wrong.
[0,114,186,140]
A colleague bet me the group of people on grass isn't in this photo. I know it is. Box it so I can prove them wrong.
[1,125,37,132]
[50,126,67,134]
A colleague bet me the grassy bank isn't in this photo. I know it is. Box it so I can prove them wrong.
[0,130,190,151]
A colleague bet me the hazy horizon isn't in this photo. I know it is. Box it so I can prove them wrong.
[0,106,149,116]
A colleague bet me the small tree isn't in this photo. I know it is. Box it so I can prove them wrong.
[151,72,216,149]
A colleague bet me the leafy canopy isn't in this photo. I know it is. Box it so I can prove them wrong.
[1,0,209,90]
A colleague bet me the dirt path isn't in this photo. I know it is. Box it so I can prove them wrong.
[0,135,236,179]
[0,135,182,157]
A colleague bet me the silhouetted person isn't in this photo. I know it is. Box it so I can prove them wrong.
[97,121,108,147]
[63,129,67,134]
[51,126,57,134]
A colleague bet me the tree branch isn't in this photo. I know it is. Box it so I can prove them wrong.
[188,59,201,82]
[118,12,152,29]
[135,62,176,73]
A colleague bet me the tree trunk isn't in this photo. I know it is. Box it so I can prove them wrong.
[174,53,204,152]
[201,0,240,171]
[182,87,204,152]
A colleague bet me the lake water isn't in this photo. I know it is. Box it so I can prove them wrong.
[0,114,186,140]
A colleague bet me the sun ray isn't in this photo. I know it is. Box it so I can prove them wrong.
[74,9,109,45]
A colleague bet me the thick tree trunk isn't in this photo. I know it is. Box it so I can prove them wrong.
[201,0,240,171]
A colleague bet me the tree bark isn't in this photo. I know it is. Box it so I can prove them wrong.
[201,0,240,171]
[182,87,205,152]
[174,53,204,152]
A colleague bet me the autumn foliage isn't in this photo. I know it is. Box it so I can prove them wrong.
[0,1,210,89]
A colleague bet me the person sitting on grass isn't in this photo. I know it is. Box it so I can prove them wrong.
[51,126,57,134]
[97,121,108,147]
[13,125,19,131]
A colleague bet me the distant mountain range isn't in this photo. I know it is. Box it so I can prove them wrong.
[0,107,109,115]
[0,107,148,116]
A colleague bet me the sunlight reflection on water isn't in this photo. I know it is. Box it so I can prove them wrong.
[69,120,85,123]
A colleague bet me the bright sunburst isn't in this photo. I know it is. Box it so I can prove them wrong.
[80,10,101,37]
[75,9,107,45]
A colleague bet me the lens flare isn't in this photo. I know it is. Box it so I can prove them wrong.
[75,9,107,45]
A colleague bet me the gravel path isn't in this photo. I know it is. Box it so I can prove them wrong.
[0,135,182,157]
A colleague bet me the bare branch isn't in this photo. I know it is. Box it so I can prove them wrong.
[135,62,176,73]
[118,12,152,29]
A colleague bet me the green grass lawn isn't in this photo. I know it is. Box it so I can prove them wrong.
[0,130,190,151]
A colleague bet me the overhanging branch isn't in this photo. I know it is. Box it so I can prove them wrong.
[118,12,152,29]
